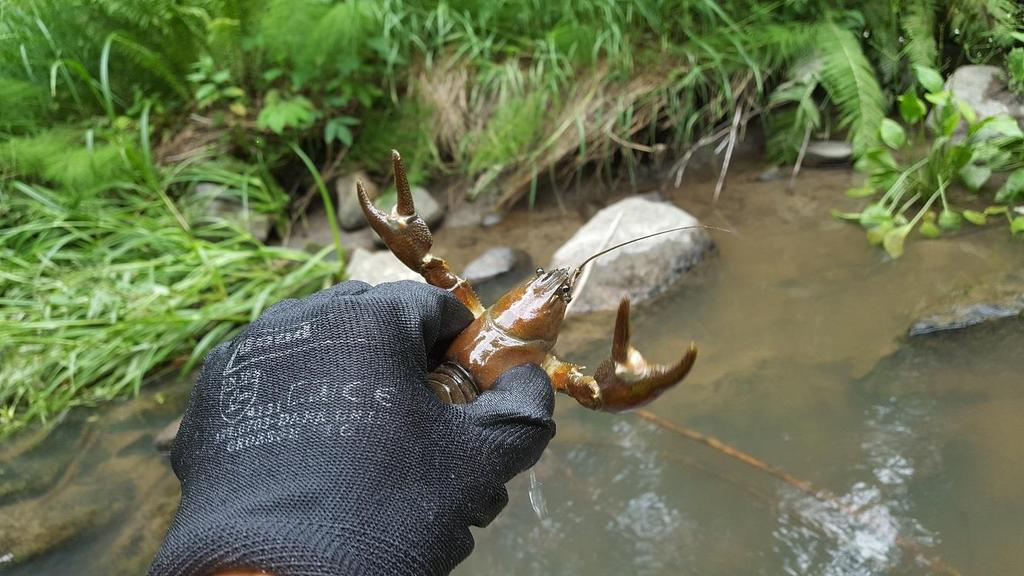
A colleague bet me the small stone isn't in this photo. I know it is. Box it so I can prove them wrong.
[481,212,505,227]
[335,171,377,231]
[191,183,273,241]
[345,248,424,286]
[463,247,533,305]
[153,417,182,453]
[757,166,786,182]
[803,141,854,166]
[550,197,713,315]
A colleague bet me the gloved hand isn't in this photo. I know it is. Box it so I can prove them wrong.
[150,280,555,576]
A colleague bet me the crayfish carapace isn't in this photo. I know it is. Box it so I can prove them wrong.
[358,150,699,412]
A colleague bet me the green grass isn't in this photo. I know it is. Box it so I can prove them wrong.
[0,124,339,437]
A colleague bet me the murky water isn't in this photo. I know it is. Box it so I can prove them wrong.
[2,164,1022,575]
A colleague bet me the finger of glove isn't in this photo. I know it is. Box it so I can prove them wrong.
[463,364,555,480]
[366,280,474,364]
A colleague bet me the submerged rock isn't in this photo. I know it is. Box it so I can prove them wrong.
[345,248,424,286]
[549,197,713,314]
[803,141,854,166]
[335,171,377,231]
[154,417,182,453]
[908,272,1024,337]
[463,247,533,305]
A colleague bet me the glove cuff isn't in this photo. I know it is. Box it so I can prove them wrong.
[149,516,442,576]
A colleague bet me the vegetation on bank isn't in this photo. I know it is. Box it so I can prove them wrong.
[1,0,1023,435]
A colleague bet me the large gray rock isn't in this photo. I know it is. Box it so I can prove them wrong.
[345,248,424,286]
[550,197,713,314]
[908,271,1024,337]
[946,65,1024,125]
[463,247,533,305]
[336,171,377,231]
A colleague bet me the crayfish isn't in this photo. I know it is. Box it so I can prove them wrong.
[358,150,699,411]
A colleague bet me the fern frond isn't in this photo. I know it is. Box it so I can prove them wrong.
[902,0,937,70]
[816,21,887,155]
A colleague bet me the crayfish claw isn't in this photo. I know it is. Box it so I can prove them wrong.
[590,298,697,412]
[357,152,434,272]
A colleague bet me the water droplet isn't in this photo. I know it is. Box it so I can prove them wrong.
[898,36,904,44]
[528,470,547,520]
[988,37,993,43]
[953,28,960,35]
[862,29,870,38]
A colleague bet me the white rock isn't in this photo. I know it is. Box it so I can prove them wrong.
[345,248,424,286]
[550,197,713,314]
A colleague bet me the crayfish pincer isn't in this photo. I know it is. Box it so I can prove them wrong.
[357,150,699,411]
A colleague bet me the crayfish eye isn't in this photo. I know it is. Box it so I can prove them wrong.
[559,284,572,302]
[535,267,545,277]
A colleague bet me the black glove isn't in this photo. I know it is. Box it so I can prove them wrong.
[150,280,555,576]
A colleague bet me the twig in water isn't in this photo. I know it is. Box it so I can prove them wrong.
[789,124,812,192]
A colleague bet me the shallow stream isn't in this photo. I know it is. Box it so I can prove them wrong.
[2,164,1022,575]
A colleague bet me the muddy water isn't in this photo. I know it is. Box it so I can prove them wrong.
[3,164,1023,575]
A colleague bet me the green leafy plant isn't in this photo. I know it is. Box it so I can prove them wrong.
[836,65,1024,257]
[256,90,318,134]
[1008,48,1024,94]
[188,56,248,116]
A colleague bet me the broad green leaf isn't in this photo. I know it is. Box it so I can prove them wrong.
[897,93,927,125]
[256,91,317,134]
[924,90,950,105]
[938,208,962,230]
[996,169,1024,203]
[1008,48,1024,87]
[963,210,987,226]
[919,220,941,238]
[915,65,945,93]
[866,221,893,245]
[845,186,877,198]
[984,206,1008,216]
[956,100,977,125]
[959,163,991,191]
[883,224,912,258]
[880,119,906,149]
[940,107,962,136]
[948,145,972,170]
[1012,217,1024,235]
[859,202,892,228]
[971,115,1024,138]
[324,116,359,146]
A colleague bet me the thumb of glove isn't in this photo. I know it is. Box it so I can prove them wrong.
[463,364,556,480]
